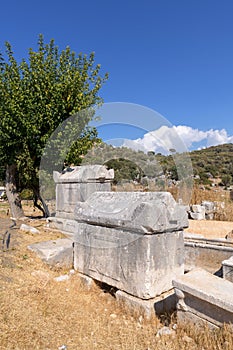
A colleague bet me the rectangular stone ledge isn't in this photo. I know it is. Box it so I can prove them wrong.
[173,268,233,327]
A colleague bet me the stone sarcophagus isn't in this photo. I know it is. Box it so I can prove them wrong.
[53,165,114,220]
[73,191,188,299]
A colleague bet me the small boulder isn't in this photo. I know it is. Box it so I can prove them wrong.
[20,224,40,234]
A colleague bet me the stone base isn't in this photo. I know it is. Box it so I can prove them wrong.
[115,289,176,319]
[177,310,218,329]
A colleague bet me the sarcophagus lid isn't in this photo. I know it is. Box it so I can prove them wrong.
[75,191,188,234]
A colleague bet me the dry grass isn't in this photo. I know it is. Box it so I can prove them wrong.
[0,202,233,349]
[190,185,233,221]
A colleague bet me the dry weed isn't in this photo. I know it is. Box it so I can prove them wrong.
[0,202,233,349]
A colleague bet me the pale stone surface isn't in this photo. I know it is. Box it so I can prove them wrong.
[201,200,215,214]
[74,191,187,299]
[53,165,114,183]
[20,224,40,234]
[173,268,233,327]
[192,205,205,214]
[47,217,78,236]
[116,289,176,319]
[28,239,73,268]
[75,191,189,233]
[222,256,233,283]
[189,205,206,220]
[74,227,184,299]
[53,165,114,219]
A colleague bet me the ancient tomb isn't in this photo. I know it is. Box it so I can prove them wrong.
[73,191,188,300]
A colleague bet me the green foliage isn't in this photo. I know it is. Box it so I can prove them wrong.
[0,35,108,210]
[104,158,143,184]
[20,189,34,200]
[83,142,233,186]
[65,127,102,166]
[221,174,232,187]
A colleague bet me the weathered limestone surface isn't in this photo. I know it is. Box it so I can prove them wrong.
[115,289,176,319]
[173,268,233,328]
[54,165,114,219]
[222,256,233,283]
[74,228,184,299]
[28,239,73,268]
[189,205,206,221]
[74,191,188,299]
[75,191,188,234]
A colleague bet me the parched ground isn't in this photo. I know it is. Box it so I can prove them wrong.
[185,219,233,239]
[0,201,233,349]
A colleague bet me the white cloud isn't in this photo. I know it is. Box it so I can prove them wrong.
[122,125,233,154]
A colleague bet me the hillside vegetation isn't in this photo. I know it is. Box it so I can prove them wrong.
[83,143,233,187]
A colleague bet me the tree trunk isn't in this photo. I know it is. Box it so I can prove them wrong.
[33,187,50,218]
[5,164,25,219]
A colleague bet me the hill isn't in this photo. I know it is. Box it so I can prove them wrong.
[83,143,233,186]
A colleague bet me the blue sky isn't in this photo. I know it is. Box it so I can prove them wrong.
[1,0,233,152]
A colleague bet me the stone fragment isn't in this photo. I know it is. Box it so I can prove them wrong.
[156,326,176,337]
[78,273,93,290]
[54,274,70,282]
[20,224,40,234]
[28,239,73,268]
[189,212,205,220]
[201,200,215,214]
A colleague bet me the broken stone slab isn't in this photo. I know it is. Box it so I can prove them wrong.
[191,205,205,214]
[28,239,73,268]
[54,165,114,219]
[75,191,189,234]
[201,201,216,214]
[189,212,205,220]
[222,256,233,283]
[20,224,40,234]
[173,268,233,328]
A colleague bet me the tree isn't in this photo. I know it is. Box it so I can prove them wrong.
[0,35,108,218]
